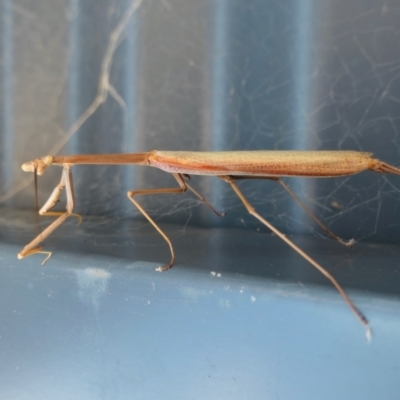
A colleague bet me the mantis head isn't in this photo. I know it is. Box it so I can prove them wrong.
[21,155,54,175]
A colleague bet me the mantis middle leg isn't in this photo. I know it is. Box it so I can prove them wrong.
[127,173,224,272]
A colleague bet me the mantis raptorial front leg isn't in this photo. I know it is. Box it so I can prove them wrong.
[18,166,80,264]
[37,169,82,224]
[219,175,371,339]
[127,173,225,272]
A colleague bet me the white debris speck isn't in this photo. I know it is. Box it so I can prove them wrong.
[219,299,231,309]
[366,327,372,343]
[75,268,110,311]
[250,296,256,302]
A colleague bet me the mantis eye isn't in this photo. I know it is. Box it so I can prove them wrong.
[21,160,36,172]
[21,156,54,175]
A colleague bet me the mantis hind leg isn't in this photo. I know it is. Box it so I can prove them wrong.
[231,175,354,247]
[276,178,354,247]
[219,175,371,339]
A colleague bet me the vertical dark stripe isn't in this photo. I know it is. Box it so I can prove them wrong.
[1,0,14,205]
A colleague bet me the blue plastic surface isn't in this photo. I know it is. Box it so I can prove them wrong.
[1,213,400,399]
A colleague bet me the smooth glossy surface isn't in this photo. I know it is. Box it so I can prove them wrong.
[1,212,400,399]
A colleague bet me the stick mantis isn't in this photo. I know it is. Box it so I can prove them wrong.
[18,150,400,338]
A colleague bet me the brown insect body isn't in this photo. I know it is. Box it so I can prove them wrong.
[18,150,400,340]
[148,150,379,177]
